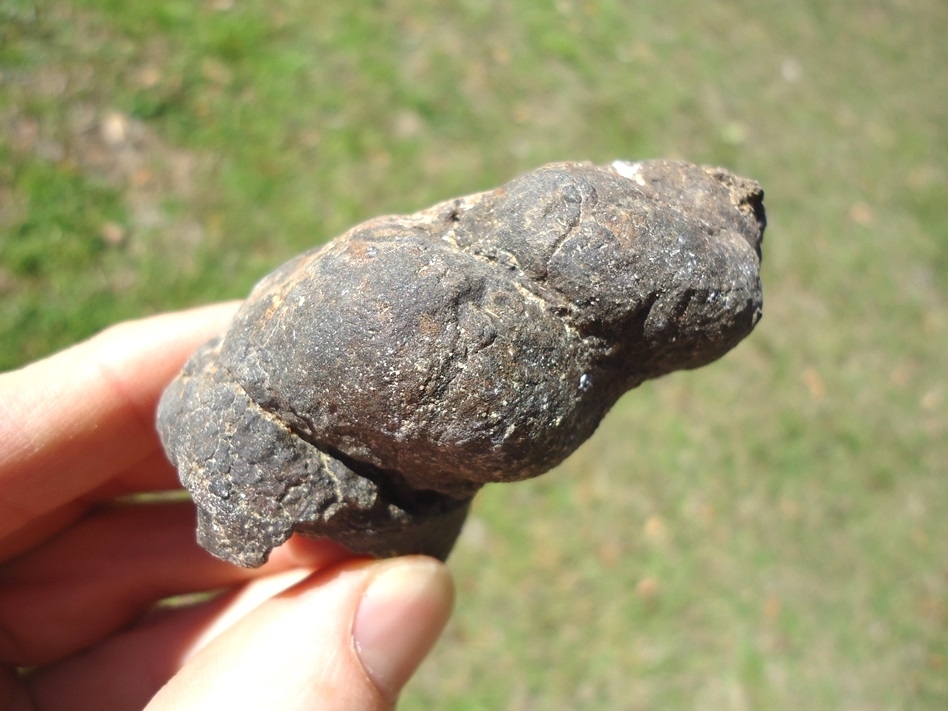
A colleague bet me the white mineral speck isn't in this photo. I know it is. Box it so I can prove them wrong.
[611,160,647,185]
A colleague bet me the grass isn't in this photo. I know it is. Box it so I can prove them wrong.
[2,0,946,708]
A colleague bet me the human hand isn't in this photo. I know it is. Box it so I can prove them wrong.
[0,304,454,710]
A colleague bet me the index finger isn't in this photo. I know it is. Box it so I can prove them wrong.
[0,303,240,543]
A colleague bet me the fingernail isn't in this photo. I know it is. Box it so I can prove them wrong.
[352,558,455,701]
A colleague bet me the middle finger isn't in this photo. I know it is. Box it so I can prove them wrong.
[0,500,347,667]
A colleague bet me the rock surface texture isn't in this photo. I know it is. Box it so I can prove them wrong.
[158,160,766,567]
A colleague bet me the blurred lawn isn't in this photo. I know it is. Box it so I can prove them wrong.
[1,0,946,708]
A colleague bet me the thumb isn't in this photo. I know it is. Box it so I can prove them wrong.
[147,556,455,711]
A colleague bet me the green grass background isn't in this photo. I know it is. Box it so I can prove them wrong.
[2,0,946,708]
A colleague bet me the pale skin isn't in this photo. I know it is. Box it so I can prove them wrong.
[0,303,455,710]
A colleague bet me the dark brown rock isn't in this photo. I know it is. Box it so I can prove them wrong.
[157,159,766,567]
